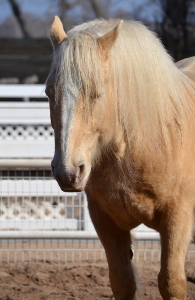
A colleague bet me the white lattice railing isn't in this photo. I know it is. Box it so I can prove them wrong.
[0,124,53,141]
[0,103,54,158]
[0,168,90,231]
[0,85,52,158]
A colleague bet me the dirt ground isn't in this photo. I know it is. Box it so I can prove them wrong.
[0,260,194,300]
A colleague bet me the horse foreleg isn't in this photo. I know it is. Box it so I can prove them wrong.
[87,197,137,300]
[158,204,194,300]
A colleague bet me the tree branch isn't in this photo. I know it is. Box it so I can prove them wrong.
[8,0,29,38]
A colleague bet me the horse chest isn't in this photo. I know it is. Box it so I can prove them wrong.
[87,175,159,230]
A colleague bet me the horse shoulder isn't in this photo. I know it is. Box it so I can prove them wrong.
[176,56,195,83]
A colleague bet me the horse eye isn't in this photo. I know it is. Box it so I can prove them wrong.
[90,92,104,100]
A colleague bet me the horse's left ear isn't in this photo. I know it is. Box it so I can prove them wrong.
[50,16,68,50]
[98,20,123,59]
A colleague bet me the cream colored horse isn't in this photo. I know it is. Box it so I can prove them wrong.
[46,16,195,300]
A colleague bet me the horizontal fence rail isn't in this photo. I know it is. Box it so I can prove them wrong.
[0,159,51,168]
[0,84,46,98]
[0,230,161,240]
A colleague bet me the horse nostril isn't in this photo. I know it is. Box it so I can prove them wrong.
[79,164,85,179]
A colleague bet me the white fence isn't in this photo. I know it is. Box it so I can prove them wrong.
[0,84,194,264]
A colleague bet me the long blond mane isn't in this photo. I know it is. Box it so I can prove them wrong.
[51,19,195,152]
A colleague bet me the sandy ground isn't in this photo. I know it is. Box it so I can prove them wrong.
[0,260,194,300]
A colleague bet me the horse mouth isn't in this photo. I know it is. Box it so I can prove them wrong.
[58,178,87,193]
[60,184,86,193]
[51,164,90,193]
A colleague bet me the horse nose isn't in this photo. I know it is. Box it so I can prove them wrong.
[51,161,86,191]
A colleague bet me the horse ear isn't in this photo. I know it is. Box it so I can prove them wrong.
[50,16,67,50]
[98,20,123,59]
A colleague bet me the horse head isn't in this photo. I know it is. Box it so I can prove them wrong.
[46,16,123,192]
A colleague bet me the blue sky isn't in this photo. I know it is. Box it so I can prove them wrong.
[0,0,55,24]
[0,0,163,25]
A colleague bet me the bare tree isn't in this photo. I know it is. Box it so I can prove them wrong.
[7,0,30,38]
[58,0,80,28]
[159,0,190,60]
[89,0,110,19]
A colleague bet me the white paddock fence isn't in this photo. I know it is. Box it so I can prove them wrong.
[0,84,194,264]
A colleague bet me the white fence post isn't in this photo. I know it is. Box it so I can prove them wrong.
[83,193,96,232]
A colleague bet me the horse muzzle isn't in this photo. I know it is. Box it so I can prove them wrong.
[51,163,87,192]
